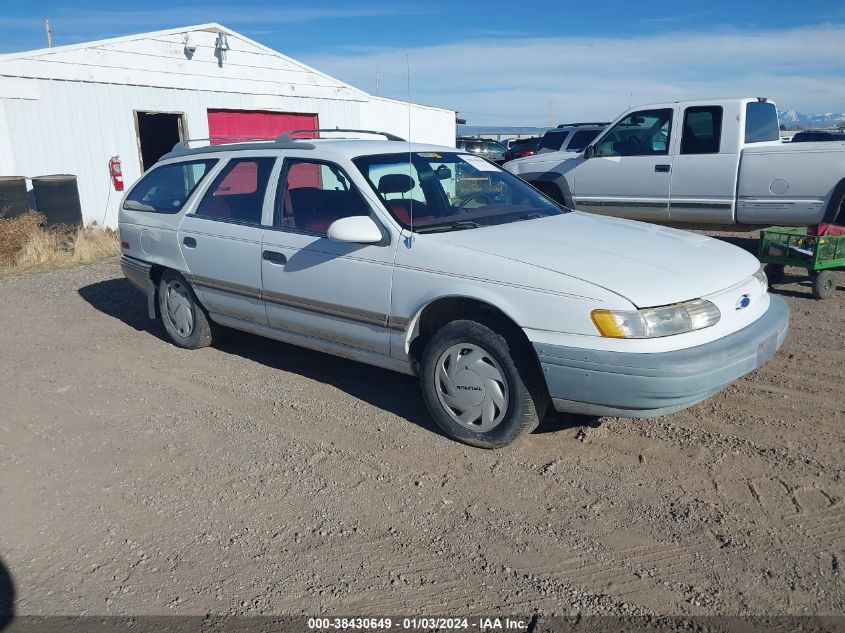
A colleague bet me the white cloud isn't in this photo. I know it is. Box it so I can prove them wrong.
[302,25,845,125]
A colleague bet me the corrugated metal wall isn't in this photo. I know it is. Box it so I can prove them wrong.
[0,26,455,228]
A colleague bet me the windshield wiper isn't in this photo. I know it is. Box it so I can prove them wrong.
[416,221,481,234]
[515,212,545,222]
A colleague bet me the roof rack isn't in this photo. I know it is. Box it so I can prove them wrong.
[161,129,404,160]
[163,135,316,159]
[277,128,405,142]
[555,122,610,128]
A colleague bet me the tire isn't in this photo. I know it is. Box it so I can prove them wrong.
[157,270,216,349]
[419,320,547,449]
[811,270,837,300]
[764,263,785,286]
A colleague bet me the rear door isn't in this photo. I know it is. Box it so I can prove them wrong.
[178,156,277,325]
[669,105,737,223]
[572,108,674,221]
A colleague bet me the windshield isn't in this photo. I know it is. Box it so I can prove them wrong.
[353,151,564,232]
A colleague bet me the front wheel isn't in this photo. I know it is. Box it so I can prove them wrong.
[158,271,217,349]
[419,320,546,448]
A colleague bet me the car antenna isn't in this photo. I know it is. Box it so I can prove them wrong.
[406,54,414,240]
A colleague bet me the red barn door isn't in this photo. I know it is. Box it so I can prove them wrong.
[206,110,319,144]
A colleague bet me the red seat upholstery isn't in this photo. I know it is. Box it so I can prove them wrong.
[389,200,432,225]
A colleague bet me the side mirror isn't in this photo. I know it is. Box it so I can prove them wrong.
[584,145,596,159]
[327,215,382,244]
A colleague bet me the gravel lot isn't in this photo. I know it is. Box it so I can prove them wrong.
[0,241,843,618]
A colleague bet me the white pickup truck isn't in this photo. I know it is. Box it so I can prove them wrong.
[505,98,845,227]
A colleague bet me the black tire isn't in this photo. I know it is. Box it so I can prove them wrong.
[811,270,837,300]
[764,263,785,286]
[419,320,547,449]
[157,270,216,349]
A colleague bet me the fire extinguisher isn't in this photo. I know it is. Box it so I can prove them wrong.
[109,156,124,191]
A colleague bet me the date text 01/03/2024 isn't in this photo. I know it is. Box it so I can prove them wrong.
[306,617,529,630]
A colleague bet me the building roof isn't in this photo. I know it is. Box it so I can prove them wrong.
[0,23,370,102]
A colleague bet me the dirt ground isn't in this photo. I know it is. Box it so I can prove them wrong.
[0,235,843,619]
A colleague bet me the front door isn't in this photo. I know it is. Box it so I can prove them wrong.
[572,107,675,221]
[261,158,395,355]
[179,156,277,325]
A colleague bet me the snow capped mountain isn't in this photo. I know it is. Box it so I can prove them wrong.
[778,110,845,129]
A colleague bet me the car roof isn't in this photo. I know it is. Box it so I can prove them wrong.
[160,138,458,162]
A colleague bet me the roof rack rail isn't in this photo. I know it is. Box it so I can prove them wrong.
[277,128,405,142]
[555,122,610,128]
[163,135,316,159]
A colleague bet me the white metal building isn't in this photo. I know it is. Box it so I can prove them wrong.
[0,23,455,227]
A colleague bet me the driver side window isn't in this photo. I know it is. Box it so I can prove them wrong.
[594,109,673,157]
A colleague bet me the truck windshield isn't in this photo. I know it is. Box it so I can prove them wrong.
[745,102,780,143]
[353,151,564,232]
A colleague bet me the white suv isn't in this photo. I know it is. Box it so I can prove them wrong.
[119,129,788,448]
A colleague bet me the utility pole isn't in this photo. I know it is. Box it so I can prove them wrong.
[375,65,381,96]
[45,19,53,48]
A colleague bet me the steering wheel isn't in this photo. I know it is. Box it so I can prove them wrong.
[458,192,489,211]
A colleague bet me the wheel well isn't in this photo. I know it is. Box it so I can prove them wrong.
[823,178,845,224]
[408,297,545,388]
[531,180,569,207]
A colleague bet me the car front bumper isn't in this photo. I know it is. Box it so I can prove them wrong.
[534,294,790,418]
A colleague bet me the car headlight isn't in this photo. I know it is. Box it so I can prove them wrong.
[591,299,721,339]
[752,266,768,294]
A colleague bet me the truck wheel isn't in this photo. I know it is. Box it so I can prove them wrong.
[811,270,836,300]
[419,320,545,448]
[764,263,785,286]
[158,271,216,349]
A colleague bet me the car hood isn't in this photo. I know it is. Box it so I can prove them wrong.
[504,150,581,173]
[435,213,760,308]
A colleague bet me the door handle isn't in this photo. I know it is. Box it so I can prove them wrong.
[263,250,287,265]
[183,237,197,248]
[655,164,671,173]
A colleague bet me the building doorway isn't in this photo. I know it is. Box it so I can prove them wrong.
[135,111,186,171]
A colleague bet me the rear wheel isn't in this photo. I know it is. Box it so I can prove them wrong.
[811,270,836,300]
[420,320,546,448]
[158,271,216,349]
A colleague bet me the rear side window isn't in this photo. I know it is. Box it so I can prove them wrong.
[540,130,569,151]
[194,157,276,224]
[123,160,216,213]
[566,129,601,151]
[681,106,723,154]
[745,102,780,143]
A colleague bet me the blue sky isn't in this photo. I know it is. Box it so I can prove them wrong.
[2,1,844,125]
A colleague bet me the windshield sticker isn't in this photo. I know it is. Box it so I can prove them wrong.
[417,152,442,159]
[461,155,498,172]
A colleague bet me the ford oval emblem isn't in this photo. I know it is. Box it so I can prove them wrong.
[736,294,751,310]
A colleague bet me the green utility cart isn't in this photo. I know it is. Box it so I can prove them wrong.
[758,226,845,300]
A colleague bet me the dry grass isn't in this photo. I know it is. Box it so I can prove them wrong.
[0,211,120,277]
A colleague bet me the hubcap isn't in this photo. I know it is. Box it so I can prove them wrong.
[434,343,509,431]
[164,280,194,338]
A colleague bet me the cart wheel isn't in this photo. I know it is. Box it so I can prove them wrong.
[811,270,836,300]
[764,263,785,286]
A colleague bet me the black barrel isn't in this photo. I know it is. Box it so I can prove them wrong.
[32,174,83,226]
[0,176,30,219]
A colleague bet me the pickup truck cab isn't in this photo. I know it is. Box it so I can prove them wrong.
[505,98,845,227]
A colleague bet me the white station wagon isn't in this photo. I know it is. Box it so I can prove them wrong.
[119,130,789,448]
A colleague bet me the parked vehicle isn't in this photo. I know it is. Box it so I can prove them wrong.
[119,129,789,448]
[456,137,507,164]
[503,136,541,162]
[791,130,845,143]
[505,98,845,226]
[537,123,608,154]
